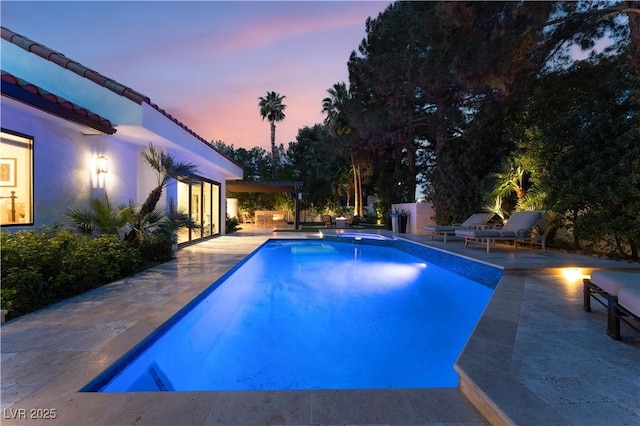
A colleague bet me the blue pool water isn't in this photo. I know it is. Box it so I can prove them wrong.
[85,239,499,392]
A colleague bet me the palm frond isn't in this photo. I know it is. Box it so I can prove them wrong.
[142,143,200,183]
[516,184,547,211]
[258,91,287,123]
[139,143,200,215]
[482,195,507,223]
[66,207,98,235]
[66,194,129,237]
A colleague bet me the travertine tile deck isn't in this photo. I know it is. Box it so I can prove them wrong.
[1,226,638,425]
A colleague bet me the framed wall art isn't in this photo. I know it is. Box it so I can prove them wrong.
[0,158,16,187]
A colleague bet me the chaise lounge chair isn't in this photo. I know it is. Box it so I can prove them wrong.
[423,212,494,243]
[346,214,361,228]
[583,270,640,339]
[454,210,547,253]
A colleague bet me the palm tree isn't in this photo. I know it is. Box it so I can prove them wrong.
[322,82,351,134]
[494,165,529,205]
[258,91,286,178]
[322,82,364,217]
[66,194,132,237]
[139,143,200,217]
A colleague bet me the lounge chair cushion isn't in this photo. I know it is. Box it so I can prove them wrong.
[424,213,492,232]
[618,285,640,317]
[590,270,640,296]
[501,211,543,232]
[455,211,544,239]
[454,229,533,238]
[460,213,493,227]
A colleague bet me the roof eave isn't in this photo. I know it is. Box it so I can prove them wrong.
[1,78,117,135]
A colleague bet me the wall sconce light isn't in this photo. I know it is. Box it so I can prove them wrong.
[96,155,108,174]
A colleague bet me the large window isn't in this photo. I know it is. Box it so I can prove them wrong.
[177,178,220,244]
[0,130,33,226]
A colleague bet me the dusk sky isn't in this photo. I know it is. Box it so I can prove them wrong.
[1,1,392,150]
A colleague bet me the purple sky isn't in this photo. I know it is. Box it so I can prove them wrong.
[1,1,391,150]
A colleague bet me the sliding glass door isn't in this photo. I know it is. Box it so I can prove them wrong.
[177,178,220,244]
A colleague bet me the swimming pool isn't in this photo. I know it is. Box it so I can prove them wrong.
[84,238,501,392]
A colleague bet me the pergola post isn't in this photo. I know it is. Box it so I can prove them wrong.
[295,190,301,229]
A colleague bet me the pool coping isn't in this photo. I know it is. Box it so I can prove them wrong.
[455,271,568,425]
[455,267,640,425]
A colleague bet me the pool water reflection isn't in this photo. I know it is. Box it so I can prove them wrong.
[85,239,497,392]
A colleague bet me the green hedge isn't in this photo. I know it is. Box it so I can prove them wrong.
[1,228,142,319]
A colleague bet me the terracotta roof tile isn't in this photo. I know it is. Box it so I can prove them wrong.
[59,100,74,110]
[64,61,86,76]
[1,70,116,134]
[83,70,108,86]
[1,26,239,166]
[102,79,126,96]
[1,73,18,84]
[22,84,39,95]
[122,88,149,104]
[47,53,72,68]
[42,93,57,103]
[28,43,52,58]
[5,30,32,51]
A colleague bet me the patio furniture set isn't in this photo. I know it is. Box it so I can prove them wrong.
[253,211,288,228]
[424,210,549,253]
[322,214,360,229]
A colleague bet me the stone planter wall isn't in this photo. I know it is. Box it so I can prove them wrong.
[391,202,436,235]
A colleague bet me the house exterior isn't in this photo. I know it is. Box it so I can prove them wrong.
[0,27,243,243]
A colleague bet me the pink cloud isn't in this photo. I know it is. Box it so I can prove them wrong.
[7,1,390,151]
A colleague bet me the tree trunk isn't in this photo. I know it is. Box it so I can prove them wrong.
[572,209,581,250]
[359,170,362,216]
[351,154,363,216]
[270,121,276,178]
[630,237,638,261]
[140,186,163,217]
[406,145,417,202]
[434,97,448,156]
[627,2,640,76]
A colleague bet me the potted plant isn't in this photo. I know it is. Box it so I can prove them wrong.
[394,207,410,233]
[383,208,395,231]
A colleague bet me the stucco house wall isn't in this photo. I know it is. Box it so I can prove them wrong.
[1,98,139,225]
[1,28,242,236]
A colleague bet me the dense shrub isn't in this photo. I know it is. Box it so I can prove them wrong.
[139,234,174,262]
[226,216,239,234]
[1,228,141,318]
[62,234,142,298]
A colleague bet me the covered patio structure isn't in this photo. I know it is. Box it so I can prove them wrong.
[226,180,304,229]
